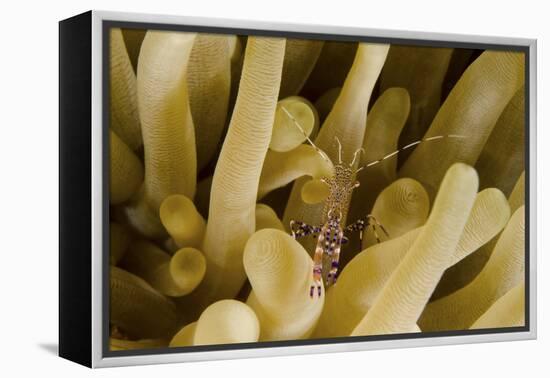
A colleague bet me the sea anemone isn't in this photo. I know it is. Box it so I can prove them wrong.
[108,28,526,349]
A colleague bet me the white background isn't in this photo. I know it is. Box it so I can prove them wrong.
[0,0,546,376]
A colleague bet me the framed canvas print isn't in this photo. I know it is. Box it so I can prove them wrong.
[59,10,537,368]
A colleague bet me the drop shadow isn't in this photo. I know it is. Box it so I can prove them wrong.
[38,343,59,356]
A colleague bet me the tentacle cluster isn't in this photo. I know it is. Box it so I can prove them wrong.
[108,32,526,348]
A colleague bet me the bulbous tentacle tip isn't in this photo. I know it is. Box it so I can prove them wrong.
[169,247,207,295]
[448,162,479,179]
[271,96,318,152]
[159,194,205,249]
[193,299,260,346]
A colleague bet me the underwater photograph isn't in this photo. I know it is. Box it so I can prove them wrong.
[107,27,526,351]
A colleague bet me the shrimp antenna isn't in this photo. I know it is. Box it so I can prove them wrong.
[281,106,332,164]
[350,148,365,168]
[360,134,468,170]
[334,136,343,164]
